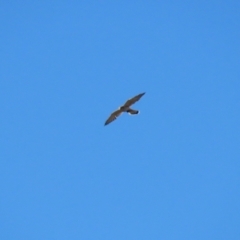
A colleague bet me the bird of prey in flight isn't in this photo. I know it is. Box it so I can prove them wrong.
[104,92,145,126]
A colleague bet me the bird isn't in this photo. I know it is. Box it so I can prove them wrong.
[104,92,145,126]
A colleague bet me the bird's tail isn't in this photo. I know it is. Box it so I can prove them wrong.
[127,109,139,115]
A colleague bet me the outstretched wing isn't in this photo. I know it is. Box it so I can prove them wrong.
[123,92,145,108]
[104,109,123,126]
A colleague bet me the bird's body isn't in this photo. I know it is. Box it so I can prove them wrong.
[104,92,145,126]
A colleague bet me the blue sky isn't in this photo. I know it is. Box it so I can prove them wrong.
[0,1,239,239]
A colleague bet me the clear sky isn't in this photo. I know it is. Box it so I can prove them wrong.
[1,1,239,239]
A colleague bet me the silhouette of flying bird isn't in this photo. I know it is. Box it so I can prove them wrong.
[104,92,145,126]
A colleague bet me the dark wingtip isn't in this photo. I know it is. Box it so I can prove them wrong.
[104,120,111,126]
